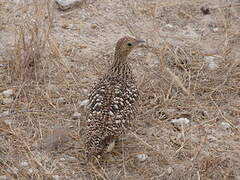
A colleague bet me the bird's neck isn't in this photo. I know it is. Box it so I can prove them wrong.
[110,54,133,80]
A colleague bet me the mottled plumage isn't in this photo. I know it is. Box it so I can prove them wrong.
[85,36,144,158]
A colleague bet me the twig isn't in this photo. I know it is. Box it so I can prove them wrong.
[210,96,239,133]
[0,109,58,119]
[130,131,168,164]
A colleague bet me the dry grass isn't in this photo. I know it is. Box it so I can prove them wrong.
[0,0,240,179]
[5,0,53,82]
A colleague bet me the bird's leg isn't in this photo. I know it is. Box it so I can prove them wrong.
[106,139,116,153]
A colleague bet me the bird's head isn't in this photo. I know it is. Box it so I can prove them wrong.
[114,36,145,60]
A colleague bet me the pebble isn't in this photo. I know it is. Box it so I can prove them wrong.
[72,112,81,119]
[4,119,13,125]
[136,154,148,162]
[0,111,9,116]
[170,118,190,126]
[82,89,88,95]
[79,99,89,106]
[54,97,66,104]
[28,168,33,174]
[55,0,82,11]
[52,175,61,180]
[205,56,218,70]
[221,122,231,129]
[208,61,218,70]
[212,27,218,32]
[91,23,98,29]
[3,98,14,104]
[166,167,173,174]
[165,24,174,28]
[20,161,28,167]
[47,84,58,92]
[2,89,14,98]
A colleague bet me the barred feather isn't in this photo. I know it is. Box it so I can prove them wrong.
[85,36,144,158]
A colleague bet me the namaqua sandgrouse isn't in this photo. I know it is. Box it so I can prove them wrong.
[85,36,145,159]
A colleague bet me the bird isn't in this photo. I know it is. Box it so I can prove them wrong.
[85,36,145,159]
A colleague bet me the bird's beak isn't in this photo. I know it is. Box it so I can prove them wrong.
[134,39,145,46]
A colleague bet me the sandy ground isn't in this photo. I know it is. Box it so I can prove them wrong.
[0,0,240,179]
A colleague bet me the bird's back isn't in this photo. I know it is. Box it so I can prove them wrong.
[85,75,139,157]
[84,35,144,159]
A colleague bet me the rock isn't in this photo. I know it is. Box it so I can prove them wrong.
[47,84,58,92]
[170,118,190,126]
[91,23,98,29]
[2,89,14,97]
[205,56,218,70]
[221,122,231,129]
[54,97,66,104]
[72,112,81,119]
[82,88,88,95]
[208,61,218,70]
[0,111,9,116]
[166,167,173,174]
[4,119,12,125]
[79,99,89,106]
[55,0,82,11]
[28,168,33,174]
[3,98,13,104]
[52,175,61,180]
[65,155,78,161]
[136,154,148,162]
[212,27,218,32]
[20,161,28,167]
[200,6,210,15]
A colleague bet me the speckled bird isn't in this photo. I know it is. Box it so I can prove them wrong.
[85,36,145,159]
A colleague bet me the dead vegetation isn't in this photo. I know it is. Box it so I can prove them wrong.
[7,0,53,82]
[0,0,240,179]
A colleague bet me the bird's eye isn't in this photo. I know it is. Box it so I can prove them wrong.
[127,43,132,47]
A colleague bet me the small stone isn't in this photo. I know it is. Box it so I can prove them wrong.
[136,154,148,162]
[79,99,89,106]
[0,111,9,116]
[221,122,231,129]
[59,158,65,161]
[55,0,82,11]
[47,84,58,92]
[62,24,69,29]
[3,98,13,104]
[91,23,98,29]
[72,112,81,119]
[208,61,218,70]
[200,6,210,15]
[4,119,12,125]
[165,24,173,28]
[28,168,33,174]
[52,175,61,180]
[205,56,218,70]
[66,156,78,161]
[82,89,88,94]
[170,118,190,126]
[2,89,14,97]
[20,161,28,167]
[55,97,66,104]
[167,167,173,174]
[212,27,218,32]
